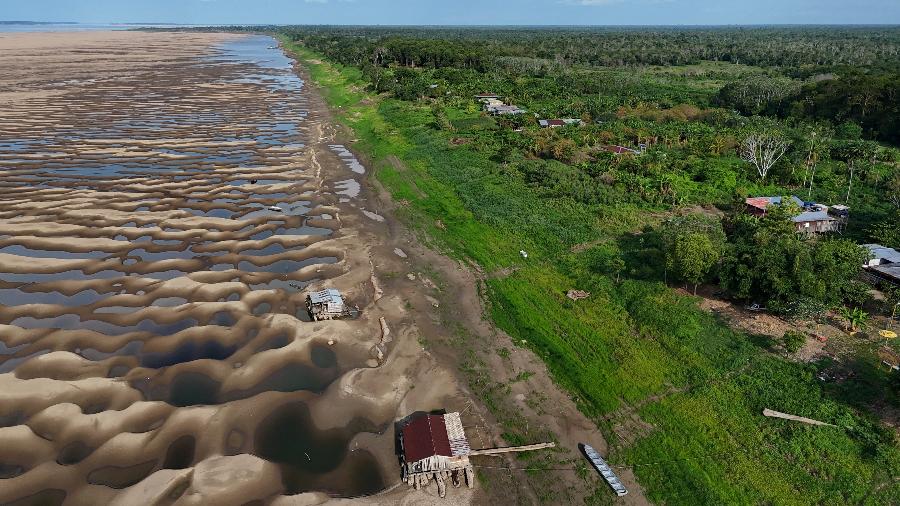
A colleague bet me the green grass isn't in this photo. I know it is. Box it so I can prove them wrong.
[282,38,900,505]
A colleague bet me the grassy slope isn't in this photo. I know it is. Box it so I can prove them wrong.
[281,37,900,505]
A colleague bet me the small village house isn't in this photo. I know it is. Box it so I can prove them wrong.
[400,412,474,498]
[862,243,900,286]
[539,118,583,128]
[745,196,846,235]
[486,104,527,115]
[474,92,501,102]
[474,93,526,116]
[398,411,555,498]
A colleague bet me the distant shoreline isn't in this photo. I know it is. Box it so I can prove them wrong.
[0,22,207,33]
[2,21,899,29]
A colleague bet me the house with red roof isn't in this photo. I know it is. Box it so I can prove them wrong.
[400,412,473,497]
[398,411,556,498]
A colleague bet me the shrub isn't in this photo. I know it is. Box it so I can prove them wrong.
[782,331,806,353]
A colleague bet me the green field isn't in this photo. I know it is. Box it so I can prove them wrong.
[280,36,900,505]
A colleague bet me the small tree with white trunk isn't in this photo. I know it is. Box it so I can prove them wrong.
[741,132,790,180]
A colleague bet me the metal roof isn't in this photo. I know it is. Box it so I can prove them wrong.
[746,195,805,211]
[540,119,567,127]
[873,264,900,282]
[864,244,900,264]
[444,412,470,456]
[491,105,525,113]
[793,211,834,223]
[746,196,836,223]
[308,288,343,305]
[401,414,452,463]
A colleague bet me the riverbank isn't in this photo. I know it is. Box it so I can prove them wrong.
[279,35,900,505]
[279,36,646,505]
[0,30,484,505]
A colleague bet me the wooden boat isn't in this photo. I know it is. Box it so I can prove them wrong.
[580,443,627,496]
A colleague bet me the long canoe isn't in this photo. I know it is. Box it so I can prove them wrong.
[581,443,628,496]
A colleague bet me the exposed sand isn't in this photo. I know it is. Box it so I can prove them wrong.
[0,30,640,506]
[0,30,476,505]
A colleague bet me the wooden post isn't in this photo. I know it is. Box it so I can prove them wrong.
[467,442,556,456]
[436,472,446,498]
[763,408,835,427]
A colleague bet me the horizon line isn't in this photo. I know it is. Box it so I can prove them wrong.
[4,20,900,28]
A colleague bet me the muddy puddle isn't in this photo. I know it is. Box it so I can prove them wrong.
[0,32,392,503]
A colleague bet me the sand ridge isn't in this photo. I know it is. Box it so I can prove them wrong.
[0,30,473,505]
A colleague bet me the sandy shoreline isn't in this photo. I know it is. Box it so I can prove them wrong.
[0,29,642,506]
[0,29,481,505]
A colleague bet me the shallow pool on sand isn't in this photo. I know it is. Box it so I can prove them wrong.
[0,31,390,503]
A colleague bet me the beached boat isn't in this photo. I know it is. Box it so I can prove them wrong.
[580,443,627,496]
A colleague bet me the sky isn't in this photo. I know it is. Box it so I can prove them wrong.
[2,0,899,26]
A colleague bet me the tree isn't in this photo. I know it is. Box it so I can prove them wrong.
[719,210,868,309]
[669,232,721,295]
[868,211,900,249]
[740,132,790,180]
[832,140,880,205]
[836,121,863,140]
[660,214,726,285]
[810,239,870,301]
[799,127,831,200]
[793,71,900,144]
[369,46,389,91]
[716,75,801,116]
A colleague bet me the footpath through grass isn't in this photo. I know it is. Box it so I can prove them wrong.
[282,37,900,505]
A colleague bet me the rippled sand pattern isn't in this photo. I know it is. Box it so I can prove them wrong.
[0,32,417,504]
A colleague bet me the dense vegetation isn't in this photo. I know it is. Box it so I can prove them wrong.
[278,26,900,144]
[265,25,900,504]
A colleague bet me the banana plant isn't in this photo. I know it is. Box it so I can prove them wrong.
[839,306,869,334]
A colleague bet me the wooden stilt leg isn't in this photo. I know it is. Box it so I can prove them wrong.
[436,472,446,498]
